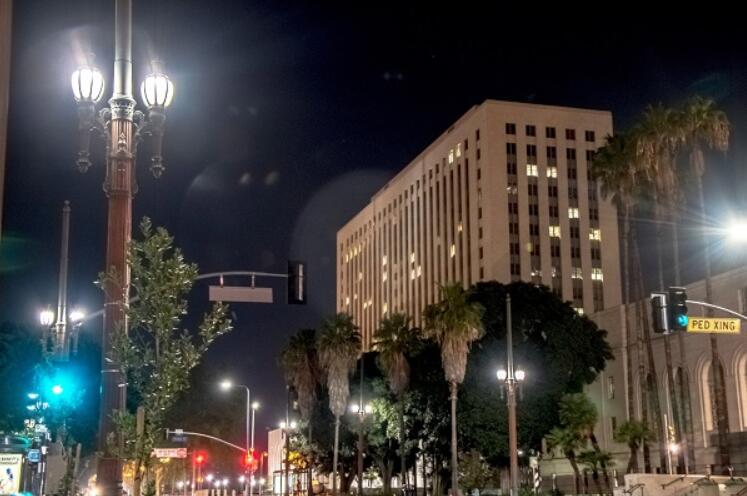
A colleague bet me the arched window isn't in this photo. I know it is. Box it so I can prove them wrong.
[699,359,724,432]
[735,352,747,429]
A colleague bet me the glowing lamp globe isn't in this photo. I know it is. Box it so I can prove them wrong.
[40,309,55,327]
[141,73,174,108]
[72,66,105,103]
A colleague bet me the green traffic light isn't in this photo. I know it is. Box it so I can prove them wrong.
[676,314,689,328]
[51,384,64,395]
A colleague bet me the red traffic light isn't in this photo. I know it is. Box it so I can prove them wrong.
[195,451,206,465]
[244,449,259,471]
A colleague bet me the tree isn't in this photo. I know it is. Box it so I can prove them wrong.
[559,393,613,491]
[592,132,642,423]
[578,449,614,495]
[635,105,682,471]
[375,313,420,488]
[317,313,361,496]
[281,329,319,496]
[678,95,731,472]
[614,420,654,474]
[109,219,232,496]
[423,283,484,496]
[459,282,612,464]
[546,427,584,495]
[458,451,498,496]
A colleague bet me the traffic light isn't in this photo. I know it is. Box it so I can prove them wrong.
[243,449,259,472]
[651,293,668,333]
[195,451,206,465]
[668,286,689,331]
[288,261,307,305]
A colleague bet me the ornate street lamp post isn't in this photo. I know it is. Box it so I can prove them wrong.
[497,294,526,496]
[70,2,174,496]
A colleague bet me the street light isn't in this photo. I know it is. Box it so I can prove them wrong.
[220,380,252,496]
[39,309,55,327]
[498,294,528,496]
[69,4,176,494]
[726,221,747,243]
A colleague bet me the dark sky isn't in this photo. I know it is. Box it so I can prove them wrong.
[3,1,747,453]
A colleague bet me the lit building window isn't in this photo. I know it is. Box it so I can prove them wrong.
[457,222,463,232]
[456,143,462,158]
[589,228,601,241]
[410,252,416,263]
[410,269,416,281]
[345,296,350,305]
[531,268,542,278]
[382,302,388,315]
[449,150,454,164]
[592,268,604,281]
[354,294,358,300]
[526,164,538,177]
[450,244,456,257]
[551,267,559,278]
[382,272,388,283]
[344,254,349,263]
[358,272,363,281]
[547,166,558,178]
[575,307,585,315]
[571,267,583,279]
[417,265,422,277]
[382,255,387,266]
[569,208,579,219]
[549,225,561,238]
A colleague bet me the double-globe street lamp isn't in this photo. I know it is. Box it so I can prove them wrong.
[39,307,85,359]
[497,294,526,496]
[69,2,174,495]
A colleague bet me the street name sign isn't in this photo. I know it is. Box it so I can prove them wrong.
[152,448,188,459]
[687,318,741,334]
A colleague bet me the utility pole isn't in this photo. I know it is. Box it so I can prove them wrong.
[357,358,364,495]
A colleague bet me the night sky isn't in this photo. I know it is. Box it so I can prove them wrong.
[3,2,747,453]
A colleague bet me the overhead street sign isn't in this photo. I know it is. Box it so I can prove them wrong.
[152,448,188,459]
[209,285,273,303]
[687,318,741,334]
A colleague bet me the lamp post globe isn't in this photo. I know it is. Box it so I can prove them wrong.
[40,308,55,327]
[71,66,105,103]
[70,309,86,323]
[140,72,174,109]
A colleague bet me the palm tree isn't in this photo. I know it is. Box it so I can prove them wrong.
[317,313,361,496]
[614,419,654,474]
[678,95,731,471]
[546,427,585,494]
[375,313,420,489]
[578,450,614,495]
[592,132,655,471]
[592,132,641,422]
[423,283,484,496]
[636,105,683,471]
[280,329,319,496]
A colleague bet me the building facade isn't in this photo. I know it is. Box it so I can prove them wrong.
[337,100,622,348]
[0,0,12,243]
[568,266,747,476]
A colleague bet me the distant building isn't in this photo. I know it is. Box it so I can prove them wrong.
[336,100,621,348]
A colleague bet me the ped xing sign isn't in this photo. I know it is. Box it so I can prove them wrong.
[152,448,188,459]
[687,318,741,334]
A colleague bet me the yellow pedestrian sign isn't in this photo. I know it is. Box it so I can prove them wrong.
[687,318,741,334]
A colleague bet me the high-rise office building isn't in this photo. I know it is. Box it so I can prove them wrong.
[337,100,621,349]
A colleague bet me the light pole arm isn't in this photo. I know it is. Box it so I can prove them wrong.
[165,430,247,453]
